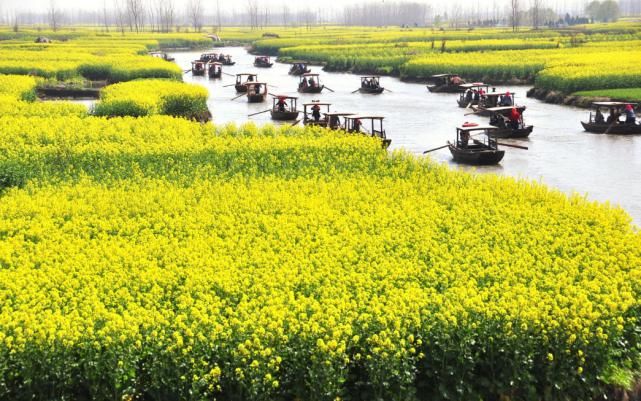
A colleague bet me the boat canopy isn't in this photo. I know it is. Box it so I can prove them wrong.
[348,116,385,120]
[485,106,526,113]
[430,73,455,78]
[457,124,499,132]
[483,92,515,97]
[460,83,488,89]
[592,101,637,107]
[303,102,331,106]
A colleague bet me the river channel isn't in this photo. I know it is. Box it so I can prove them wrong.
[172,47,641,226]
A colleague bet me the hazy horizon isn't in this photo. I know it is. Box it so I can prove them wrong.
[5,0,594,15]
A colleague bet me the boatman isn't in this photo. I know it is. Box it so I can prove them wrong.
[595,108,605,124]
[276,97,287,112]
[311,104,321,122]
[509,107,522,129]
[624,104,636,124]
[353,118,363,132]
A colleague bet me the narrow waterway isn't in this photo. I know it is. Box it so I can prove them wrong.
[173,47,641,225]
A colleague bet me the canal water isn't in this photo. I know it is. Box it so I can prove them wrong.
[173,47,641,226]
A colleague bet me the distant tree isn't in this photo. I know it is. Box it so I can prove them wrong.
[102,0,110,32]
[586,0,620,22]
[531,0,544,29]
[48,0,61,31]
[510,0,521,32]
[187,0,203,32]
[599,0,620,21]
[282,4,290,26]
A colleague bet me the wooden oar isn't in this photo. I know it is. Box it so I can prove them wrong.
[384,88,393,93]
[324,86,335,93]
[222,72,235,77]
[464,109,480,116]
[248,109,271,117]
[351,88,361,94]
[231,93,245,101]
[423,144,450,154]
[223,84,236,88]
[466,101,472,109]
[603,120,619,135]
[474,138,528,150]
[183,69,192,74]
[291,120,301,126]
[497,142,528,150]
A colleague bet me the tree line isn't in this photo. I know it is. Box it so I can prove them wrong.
[0,0,633,33]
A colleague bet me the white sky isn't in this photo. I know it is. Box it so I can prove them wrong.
[6,0,590,14]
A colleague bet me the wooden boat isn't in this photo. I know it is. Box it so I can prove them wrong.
[426,74,466,93]
[358,76,385,94]
[298,73,325,94]
[325,112,354,130]
[486,106,533,138]
[254,56,273,68]
[191,61,207,76]
[221,55,235,66]
[582,102,641,135]
[149,51,174,62]
[270,95,300,121]
[199,53,218,62]
[344,116,392,149]
[235,73,258,93]
[457,83,490,108]
[471,91,516,116]
[245,82,268,103]
[208,62,222,79]
[448,125,504,165]
[303,102,332,126]
[289,62,311,76]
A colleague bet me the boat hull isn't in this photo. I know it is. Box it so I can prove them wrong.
[235,85,248,93]
[359,87,385,94]
[581,121,641,135]
[298,85,325,94]
[458,99,479,108]
[208,71,222,79]
[192,70,206,76]
[254,63,273,68]
[304,119,328,126]
[247,94,266,103]
[491,125,533,139]
[271,111,300,121]
[427,84,465,93]
[289,69,311,76]
[448,143,505,165]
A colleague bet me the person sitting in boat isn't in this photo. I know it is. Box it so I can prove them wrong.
[465,89,473,102]
[352,118,363,133]
[218,54,225,62]
[606,107,620,124]
[247,75,254,82]
[595,108,605,124]
[473,90,480,103]
[254,84,262,94]
[329,115,340,129]
[500,92,513,106]
[509,107,522,129]
[451,76,463,85]
[459,130,470,148]
[276,97,287,112]
[624,104,636,124]
[311,104,321,121]
[308,77,316,87]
